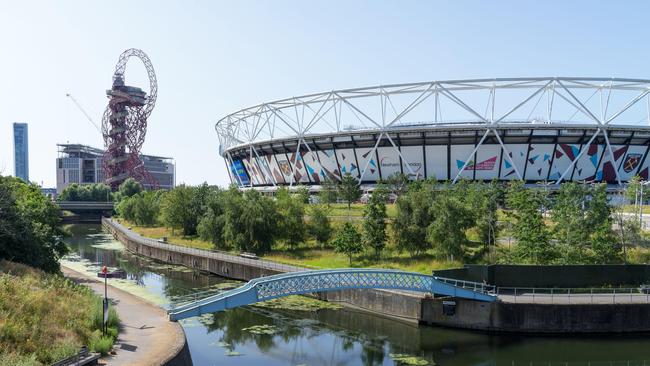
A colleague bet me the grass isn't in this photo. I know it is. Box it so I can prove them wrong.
[319,203,397,218]
[0,260,119,366]
[619,205,650,214]
[264,244,463,274]
[116,218,214,250]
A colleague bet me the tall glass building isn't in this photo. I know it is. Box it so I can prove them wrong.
[13,122,29,182]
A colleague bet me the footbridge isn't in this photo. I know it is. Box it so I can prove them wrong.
[168,268,497,321]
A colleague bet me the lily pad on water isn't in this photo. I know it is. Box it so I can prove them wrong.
[198,313,215,325]
[253,295,342,311]
[209,341,231,348]
[90,242,124,251]
[389,354,432,365]
[289,318,320,327]
[242,324,280,335]
[224,350,242,356]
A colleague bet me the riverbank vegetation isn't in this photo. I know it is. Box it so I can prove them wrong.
[0,176,67,273]
[0,260,119,366]
[112,174,650,271]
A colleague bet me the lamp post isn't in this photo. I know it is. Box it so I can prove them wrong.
[101,265,108,335]
[639,181,650,229]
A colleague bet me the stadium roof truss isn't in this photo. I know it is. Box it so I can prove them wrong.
[215,77,650,186]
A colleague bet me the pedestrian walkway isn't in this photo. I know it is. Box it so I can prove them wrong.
[62,266,187,366]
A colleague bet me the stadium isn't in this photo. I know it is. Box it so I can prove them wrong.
[215,77,650,190]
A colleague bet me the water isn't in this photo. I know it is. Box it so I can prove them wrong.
[64,224,650,366]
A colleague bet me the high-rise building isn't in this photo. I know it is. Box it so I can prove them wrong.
[56,144,175,194]
[13,123,29,182]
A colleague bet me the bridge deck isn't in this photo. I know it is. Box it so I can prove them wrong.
[168,269,496,321]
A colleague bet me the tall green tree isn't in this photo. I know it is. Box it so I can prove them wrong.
[463,182,499,257]
[275,187,307,250]
[551,182,590,263]
[118,178,143,199]
[222,189,278,254]
[309,205,332,247]
[0,176,67,273]
[393,182,436,256]
[363,187,388,260]
[506,181,555,264]
[338,173,361,212]
[587,184,621,263]
[59,183,113,202]
[161,185,198,235]
[332,222,363,265]
[319,178,338,207]
[427,195,473,261]
[197,188,226,249]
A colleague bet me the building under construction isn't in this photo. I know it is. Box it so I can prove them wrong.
[56,143,174,194]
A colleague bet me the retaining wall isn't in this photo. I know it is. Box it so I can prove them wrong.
[421,297,650,333]
[433,264,650,288]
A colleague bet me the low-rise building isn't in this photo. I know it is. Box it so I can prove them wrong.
[56,143,174,194]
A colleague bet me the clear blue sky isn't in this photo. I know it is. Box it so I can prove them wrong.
[2,1,649,187]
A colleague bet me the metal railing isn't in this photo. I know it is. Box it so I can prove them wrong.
[103,218,306,274]
[434,276,496,294]
[496,286,650,304]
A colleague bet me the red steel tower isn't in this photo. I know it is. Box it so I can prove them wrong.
[101,48,158,190]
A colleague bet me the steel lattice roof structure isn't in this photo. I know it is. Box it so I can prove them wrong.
[215,77,650,188]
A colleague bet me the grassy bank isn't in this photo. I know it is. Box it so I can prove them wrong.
[0,261,119,366]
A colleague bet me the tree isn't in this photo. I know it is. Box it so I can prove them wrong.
[0,176,67,273]
[276,187,307,250]
[161,185,197,235]
[385,173,409,196]
[463,182,499,259]
[338,173,361,212]
[506,181,555,264]
[319,178,338,207]
[197,188,226,249]
[393,182,436,256]
[551,182,590,263]
[309,205,332,247]
[222,188,278,254]
[587,184,621,263]
[118,178,143,199]
[58,183,113,202]
[427,195,473,261]
[332,222,363,265]
[134,191,162,226]
[363,187,388,260]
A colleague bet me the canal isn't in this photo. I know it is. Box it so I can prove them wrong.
[63,224,650,366]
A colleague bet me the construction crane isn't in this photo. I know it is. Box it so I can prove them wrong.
[66,93,102,133]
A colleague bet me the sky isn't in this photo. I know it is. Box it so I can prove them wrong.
[2,1,650,188]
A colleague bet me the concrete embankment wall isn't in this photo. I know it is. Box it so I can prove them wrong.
[421,297,650,333]
[102,218,422,322]
[103,219,285,281]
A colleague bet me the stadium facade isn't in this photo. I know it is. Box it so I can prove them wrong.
[56,143,175,194]
[215,78,650,190]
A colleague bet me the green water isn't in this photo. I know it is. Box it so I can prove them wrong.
[64,224,650,366]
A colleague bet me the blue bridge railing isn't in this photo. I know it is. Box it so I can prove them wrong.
[168,268,497,321]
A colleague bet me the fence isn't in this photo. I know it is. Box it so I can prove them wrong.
[103,218,306,274]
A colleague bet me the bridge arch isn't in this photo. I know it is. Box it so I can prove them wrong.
[168,269,496,321]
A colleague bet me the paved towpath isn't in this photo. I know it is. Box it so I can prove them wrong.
[62,266,187,366]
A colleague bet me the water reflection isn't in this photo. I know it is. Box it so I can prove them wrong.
[65,225,650,366]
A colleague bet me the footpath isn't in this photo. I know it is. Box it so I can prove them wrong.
[61,266,188,366]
